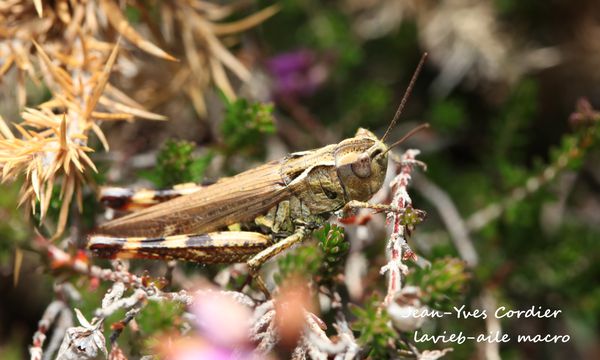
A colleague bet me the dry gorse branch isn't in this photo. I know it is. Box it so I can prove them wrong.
[0,1,278,236]
[148,0,280,115]
[0,40,150,236]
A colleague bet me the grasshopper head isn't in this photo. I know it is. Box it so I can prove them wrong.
[334,53,429,202]
[335,128,389,202]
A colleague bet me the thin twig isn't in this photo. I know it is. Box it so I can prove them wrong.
[381,149,423,306]
[413,173,478,267]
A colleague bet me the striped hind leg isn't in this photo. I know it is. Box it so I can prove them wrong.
[88,229,310,298]
[87,231,272,263]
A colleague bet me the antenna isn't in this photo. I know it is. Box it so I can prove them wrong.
[381,52,428,142]
[381,123,429,156]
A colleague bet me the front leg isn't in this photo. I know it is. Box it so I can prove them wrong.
[343,200,426,219]
[343,200,400,214]
[247,227,311,297]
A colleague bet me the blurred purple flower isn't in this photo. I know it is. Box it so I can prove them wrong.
[161,290,259,360]
[190,291,253,348]
[266,50,329,99]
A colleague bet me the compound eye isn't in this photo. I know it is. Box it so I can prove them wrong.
[351,153,371,178]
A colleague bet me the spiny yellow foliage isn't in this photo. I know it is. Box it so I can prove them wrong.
[0,2,161,236]
[0,41,156,236]
[0,0,278,237]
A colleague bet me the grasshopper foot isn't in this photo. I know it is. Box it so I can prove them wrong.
[247,264,271,299]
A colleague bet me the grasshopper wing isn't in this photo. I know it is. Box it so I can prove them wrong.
[97,160,291,237]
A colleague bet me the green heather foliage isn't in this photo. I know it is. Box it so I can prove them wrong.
[274,224,349,285]
[221,97,276,156]
[397,206,425,227]
[351,294,399,358]
[407,258,469,311]
[315,224,349,282]
[275,243,322,285]
[141,139,213,188]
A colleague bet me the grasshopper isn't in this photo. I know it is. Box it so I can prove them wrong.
[88,55,429,295]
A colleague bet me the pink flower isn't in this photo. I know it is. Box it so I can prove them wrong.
[190,291,253,349]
